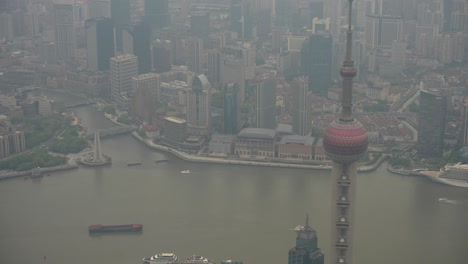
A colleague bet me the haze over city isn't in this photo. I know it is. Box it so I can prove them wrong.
[0,0,467,264]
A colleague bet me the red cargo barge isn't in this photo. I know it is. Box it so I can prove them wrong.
[88,224,143,233]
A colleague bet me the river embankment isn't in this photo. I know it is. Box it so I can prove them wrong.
[131,132,389,172]
[0,164,78,181]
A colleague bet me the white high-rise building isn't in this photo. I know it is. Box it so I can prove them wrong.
[110,54,138,109]
[131,72,160,123]
[132,72,160,102]
[54,4,76,63]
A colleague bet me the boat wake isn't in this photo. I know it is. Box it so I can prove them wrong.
[438,198,459,205]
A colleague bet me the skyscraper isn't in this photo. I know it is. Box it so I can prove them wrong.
[309,1,324,21]
[224,82,239,134]
[221,52,245,106]
[462,97,468,147]
[86,17,115,71]
[207,49,221,85]
[122,22,152,74]
[110,0,130,51]
[288,215,325,264]
[302,34,332,95]
[144,0,170,30]
[186,37,203,74]
[292,76,310,136]
[187,74,212,136]
[229,0,253,40]
[190,11,210,40]
[418,90,446,158]
[131,73,160,124]
[365,14,403,49]
[152,39,172,73]
[54,4,76,63]
[88,0,111,19]
[0,13,14,42]
[323,1,368,264]
[255,76,277,129]
[110,54,138,109]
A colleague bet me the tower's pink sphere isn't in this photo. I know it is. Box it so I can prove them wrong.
[323,119,368,162]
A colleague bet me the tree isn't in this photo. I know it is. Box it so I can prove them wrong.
[211,92,224,109]
[103,105,116,115]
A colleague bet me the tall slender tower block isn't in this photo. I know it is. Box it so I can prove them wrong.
[322,1,368,264]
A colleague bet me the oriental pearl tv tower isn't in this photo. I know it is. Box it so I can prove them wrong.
[322,0,368,264]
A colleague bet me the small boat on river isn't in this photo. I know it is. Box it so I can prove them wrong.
[88,224,143,233]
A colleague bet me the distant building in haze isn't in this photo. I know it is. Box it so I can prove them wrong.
[229,0,253,40]
[462,97,468,147]
[144,0,170,30]
[224,82,239,134]
[54,4,76,63]
[292,76,310,136]
[88,0,110,19]
[110,0,131,51]
[221,51,245,107]
[152,39,172,73]
[255,76,277,129]
[301,34,332,95]
[110,54,138,110]
[418,89,446,158]
[85,17,115,71]
[186,37,203,74]
[122,22,152,74]
[288,215,324,264]
[131,73,160,124]
[190,11,210,40]
[0,115,26,159]
[163,116,187,143]
[187,74,211,136]
[207,49,221,85]
[365,14,403,49]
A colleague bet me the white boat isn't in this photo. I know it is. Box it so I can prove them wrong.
[421,163,468,188]
[142,253,178,264]
[185,255,213,263]
[438,198,458,205]
[180,170,191,174]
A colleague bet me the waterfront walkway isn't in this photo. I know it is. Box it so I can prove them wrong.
[0,164,78,181]
[131,132,389,172]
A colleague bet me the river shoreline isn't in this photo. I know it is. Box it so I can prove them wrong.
[0,164,78,181]
[131,132,390,172]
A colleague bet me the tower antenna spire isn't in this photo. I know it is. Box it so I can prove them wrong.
[340,0,357,121]
[305,213,310,227]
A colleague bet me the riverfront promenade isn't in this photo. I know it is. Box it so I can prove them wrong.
[131,132,390,172]
[0,164,78,180]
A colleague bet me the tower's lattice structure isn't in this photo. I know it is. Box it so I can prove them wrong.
[322,1,368,264]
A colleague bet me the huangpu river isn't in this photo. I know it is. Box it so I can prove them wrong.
[0,91,467,264]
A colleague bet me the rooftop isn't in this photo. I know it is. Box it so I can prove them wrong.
[238,128,277,140]
[280,135,314,146]
[165,116,186,124]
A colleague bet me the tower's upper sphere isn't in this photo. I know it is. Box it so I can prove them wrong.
[323,119,368,163]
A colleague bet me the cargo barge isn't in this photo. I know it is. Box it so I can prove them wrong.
[128,161,142,166]
[88,224,143,233]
